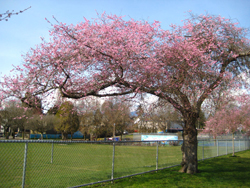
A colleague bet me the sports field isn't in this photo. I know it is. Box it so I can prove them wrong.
[0,140,246,188]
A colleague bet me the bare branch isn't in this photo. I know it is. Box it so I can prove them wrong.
[0,6,31,21]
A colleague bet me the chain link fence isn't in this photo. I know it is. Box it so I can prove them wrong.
[0,138,249,188]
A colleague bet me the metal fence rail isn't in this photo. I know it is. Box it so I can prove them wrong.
[0,139,249,188]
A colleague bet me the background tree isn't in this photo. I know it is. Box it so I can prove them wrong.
[203,95,250,156]
[0,100,33,139]
[101,99,132,139]
[1,13,250,174]
[55,101,79,140]
[47,105,60,115]
[101,100,120,139]
[111,100,132,140]
[79,111,94,140]
[149,99,182,133]
[0,101,18,139]
[91,108,103,140]
[195,110,206,129]
[135,104,149,133]
[28,114,55,139]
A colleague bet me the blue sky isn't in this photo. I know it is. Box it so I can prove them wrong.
[1,0,250,77]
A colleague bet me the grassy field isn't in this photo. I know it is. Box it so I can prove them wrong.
[92,150,250,188]
[0,141,247,188]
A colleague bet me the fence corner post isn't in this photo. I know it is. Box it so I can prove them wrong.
[226,140,228,155]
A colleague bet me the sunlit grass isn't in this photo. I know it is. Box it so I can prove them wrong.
[91,150,250,188]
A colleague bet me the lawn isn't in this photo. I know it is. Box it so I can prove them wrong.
[92,150,250,188]
[0,141,248,188]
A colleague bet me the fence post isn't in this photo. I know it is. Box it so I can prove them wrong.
[217,139,219,156]
[22,142,28,188]
[111,142,115,181]
[226,140,228,155]
[202,140,204,160]
[156,141,159,171]
[239,139,241,151]
[245,139,247,150]
[51,141,54,164]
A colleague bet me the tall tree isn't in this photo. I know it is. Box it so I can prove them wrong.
[79,111,94,140]
[101,99,132,139]
[91,108,103,140]
[114,101,132,139]
[55,101,79,140]
[101,100,120,139]
[1,12,250,174]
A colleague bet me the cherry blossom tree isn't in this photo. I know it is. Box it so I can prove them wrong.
[204,95,250,156]
[1,12,250,174]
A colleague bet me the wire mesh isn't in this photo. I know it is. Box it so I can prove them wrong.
[0,138,249,188]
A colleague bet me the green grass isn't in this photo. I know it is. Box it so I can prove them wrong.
[91,150,250,188]
[0,141,248,188]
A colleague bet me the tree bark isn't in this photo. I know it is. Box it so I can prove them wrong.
[179,113,198,174]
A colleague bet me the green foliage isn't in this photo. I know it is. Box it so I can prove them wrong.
[55,101,79,139]
[47,105,60,115]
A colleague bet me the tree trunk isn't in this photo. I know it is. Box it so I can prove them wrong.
[12,130,15,139]
[84,131,87,140]
[22,129,25,140]
[4,127,9,139]
[62,132,67,140]
[179,113,198,174]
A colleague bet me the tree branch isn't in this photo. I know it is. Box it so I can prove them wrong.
[0,6,31,21]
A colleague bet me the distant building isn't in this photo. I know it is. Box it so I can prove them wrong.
[135,118,183,133]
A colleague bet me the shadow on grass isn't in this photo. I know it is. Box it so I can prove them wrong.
[196,156,250,185]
